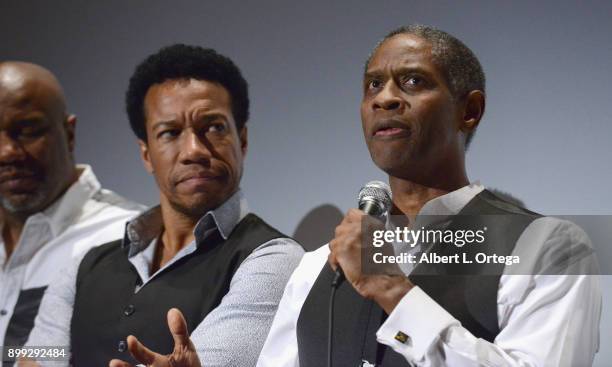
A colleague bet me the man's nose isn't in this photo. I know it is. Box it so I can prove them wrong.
[372,81,405,112]
[179,130,212,165]
[0,132,26,163]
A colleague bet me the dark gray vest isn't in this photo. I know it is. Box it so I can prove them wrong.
[297,190,541,367]
[70,213,286,367]
[2,287,47,367]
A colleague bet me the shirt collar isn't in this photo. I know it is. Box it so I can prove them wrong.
[41,164,101,237]
[388,182,485,229]
[0,164,101,267]
[418,182,485,216]
[123,189,248,257]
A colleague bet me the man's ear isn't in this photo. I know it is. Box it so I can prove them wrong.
[138,139,154,174]
[65,114,77,153]
[459,90,485,133]
[239,125,248,157]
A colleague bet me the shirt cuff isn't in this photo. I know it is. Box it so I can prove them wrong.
[376,286,460,361]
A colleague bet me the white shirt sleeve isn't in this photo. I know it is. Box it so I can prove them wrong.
[189,238,304,367]
[376,218,602,367]
[256,245,330,367]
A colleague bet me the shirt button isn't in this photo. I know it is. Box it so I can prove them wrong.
[118,340,127,352]
[0,309,7,316]
[123,304,135,316]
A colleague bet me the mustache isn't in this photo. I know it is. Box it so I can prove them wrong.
[0,162,43,182]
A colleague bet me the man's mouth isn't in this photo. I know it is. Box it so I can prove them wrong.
[181,176,217,184]
[373,120,411,138]
[374,127,407,137]
[0,174,39,191]
[176,171,221,186]
[0,166,38,181]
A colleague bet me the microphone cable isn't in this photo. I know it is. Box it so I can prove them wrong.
[328,270,344,367]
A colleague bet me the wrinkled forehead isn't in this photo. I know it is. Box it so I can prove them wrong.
[366,34,434,73]
[143,78,233,123]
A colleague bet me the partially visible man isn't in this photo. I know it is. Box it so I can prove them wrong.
[0,62,143,351]
[24,45,303,366]
[257,25,601,366]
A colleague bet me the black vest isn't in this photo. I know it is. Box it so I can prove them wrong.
[3,286,47,348]
[297,190,541,367]
[70,213,286,366]
[2,287,47,367]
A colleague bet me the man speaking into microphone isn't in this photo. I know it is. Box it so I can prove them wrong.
[257,24,601,366]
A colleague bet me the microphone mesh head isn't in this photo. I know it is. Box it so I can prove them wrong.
[358,180,392,211]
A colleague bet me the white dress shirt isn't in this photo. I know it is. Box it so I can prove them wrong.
[257,184,602,367]
[0,164,144,347]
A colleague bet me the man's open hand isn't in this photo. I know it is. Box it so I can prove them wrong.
[109,308,201,367]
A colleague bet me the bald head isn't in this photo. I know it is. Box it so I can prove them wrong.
[0,61,77,218]
[0,62,68,122]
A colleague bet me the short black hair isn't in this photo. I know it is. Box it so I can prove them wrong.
[126,44,249,141]
[366,25,485,148]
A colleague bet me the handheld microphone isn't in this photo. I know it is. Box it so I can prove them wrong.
[328,181,392,367]
[332,180,392,287]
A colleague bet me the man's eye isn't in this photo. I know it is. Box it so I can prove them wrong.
[367,80,382,90]
[158,129,180,139]
[12,120,47,139]
[18,128,45,138]
[403,76,424,87]
[208,123,227,133]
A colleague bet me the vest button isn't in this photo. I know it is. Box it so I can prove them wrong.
[118,340,127,352]
[0,309,7,316]
[124,304,135,316]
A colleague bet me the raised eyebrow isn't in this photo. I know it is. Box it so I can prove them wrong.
[196,113,228,124]
[364,67,433,80]
[363,71,384,81]
[151,120,179,131]
[192,115,231,135]
[395,67,434,78]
